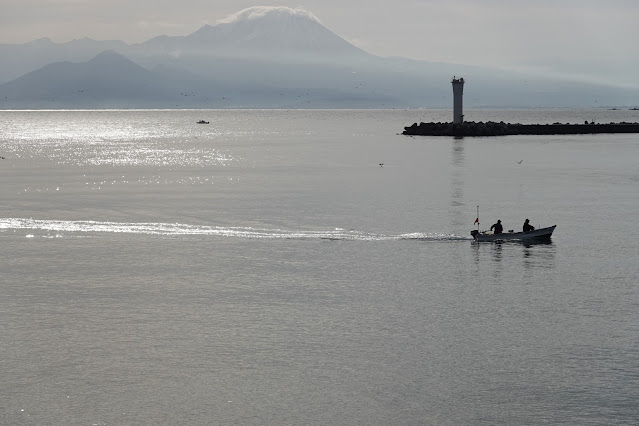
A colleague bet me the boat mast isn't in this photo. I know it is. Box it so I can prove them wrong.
[476,205,480,231]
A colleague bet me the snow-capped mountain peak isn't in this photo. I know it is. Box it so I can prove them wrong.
[183,6,368,58]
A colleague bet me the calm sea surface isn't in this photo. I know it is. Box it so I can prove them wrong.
[1,109,638,425]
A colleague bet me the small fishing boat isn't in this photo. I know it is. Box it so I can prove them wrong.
[197,120,209,124]
[470,206,555,242]
[471,225,556,242]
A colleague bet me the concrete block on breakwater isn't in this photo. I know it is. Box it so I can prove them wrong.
[402,121,639,137]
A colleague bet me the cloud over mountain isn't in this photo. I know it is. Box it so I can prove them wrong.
[218,6,322,25]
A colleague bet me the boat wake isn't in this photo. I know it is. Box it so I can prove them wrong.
[0,218,471,241]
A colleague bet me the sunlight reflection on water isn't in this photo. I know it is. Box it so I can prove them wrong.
[2,111,242,167]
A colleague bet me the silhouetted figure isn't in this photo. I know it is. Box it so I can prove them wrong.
[490,220,503,234]
[523,219,535,233]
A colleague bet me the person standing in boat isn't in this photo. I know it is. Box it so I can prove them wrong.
[490,220,503,234]
[523,219,535,233]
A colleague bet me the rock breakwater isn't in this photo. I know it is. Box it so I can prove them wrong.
[402,121,639,137]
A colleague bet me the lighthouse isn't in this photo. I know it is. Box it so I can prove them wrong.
[452,76,464,124]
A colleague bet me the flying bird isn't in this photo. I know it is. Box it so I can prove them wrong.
[517,160,523,164]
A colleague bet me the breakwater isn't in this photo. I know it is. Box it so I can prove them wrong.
[402,121,639,137]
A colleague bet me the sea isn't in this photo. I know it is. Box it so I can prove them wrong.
[1,108,638,425]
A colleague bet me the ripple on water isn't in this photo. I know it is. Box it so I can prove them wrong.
[0,218,468,241]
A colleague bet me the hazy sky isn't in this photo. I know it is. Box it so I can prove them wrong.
[2,0,638,87]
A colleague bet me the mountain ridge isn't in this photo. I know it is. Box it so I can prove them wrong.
[1,6,638,109]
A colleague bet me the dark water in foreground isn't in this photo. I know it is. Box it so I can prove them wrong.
[1,109,638,425]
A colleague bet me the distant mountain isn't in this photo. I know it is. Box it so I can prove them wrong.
[0,50,399,109]
[1,6,638,109]
[0,51,178,108]
[0,37,128,84]
[138,6,370,62]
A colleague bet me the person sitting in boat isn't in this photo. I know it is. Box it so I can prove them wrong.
[490,220,503,234]
[523,219,535,233]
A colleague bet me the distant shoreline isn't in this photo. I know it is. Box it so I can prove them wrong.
[1,106,637,112]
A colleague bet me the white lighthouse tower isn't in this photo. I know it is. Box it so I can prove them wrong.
[452,76,465,124]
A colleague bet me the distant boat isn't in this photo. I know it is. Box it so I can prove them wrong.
[471,225,556,242]
[197,120,209,124]
[629,108,639,111]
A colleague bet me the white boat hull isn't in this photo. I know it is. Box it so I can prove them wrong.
[471,225,556,242]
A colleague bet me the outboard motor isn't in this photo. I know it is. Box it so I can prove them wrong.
[471,230,479,239]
